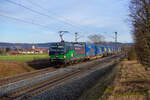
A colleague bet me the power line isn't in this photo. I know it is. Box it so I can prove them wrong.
[5,0,85,32]
[0,13,51,30]
[26,0,87,33]
[27,1,73,23]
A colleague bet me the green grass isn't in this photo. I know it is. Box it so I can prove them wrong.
[0,55,49,62]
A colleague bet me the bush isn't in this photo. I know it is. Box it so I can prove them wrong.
[127,46,137,60]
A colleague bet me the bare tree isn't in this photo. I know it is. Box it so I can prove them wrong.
[88,34,104,44]
[129,0,150,68]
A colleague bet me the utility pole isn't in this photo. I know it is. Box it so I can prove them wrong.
[75,32,80,42]
[115,32,118,52]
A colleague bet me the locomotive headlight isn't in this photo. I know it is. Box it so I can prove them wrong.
[64,55,66,58]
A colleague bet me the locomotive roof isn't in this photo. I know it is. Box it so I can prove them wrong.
[50,42,118,48]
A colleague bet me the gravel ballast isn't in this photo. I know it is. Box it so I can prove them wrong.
[28,63,117,100]
[0,55,117,97]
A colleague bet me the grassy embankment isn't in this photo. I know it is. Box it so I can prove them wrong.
[0,61,34,78]
[0,54,50,78]
[78,62,118,100]
[100,60,150,100]
[78,58,150,100]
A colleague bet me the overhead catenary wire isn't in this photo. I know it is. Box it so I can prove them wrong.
[0,13,52,30]
[5,0,86,33]
[27,0,81,28]
[26,0,89,34]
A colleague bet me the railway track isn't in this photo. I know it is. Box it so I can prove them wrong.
[0,54,124,100]
[1,65,101,100]
[0,55,116,87]
[1,70,82,100]
[0,67,57,86]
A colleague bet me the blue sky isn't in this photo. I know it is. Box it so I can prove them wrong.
[0,0,132,43]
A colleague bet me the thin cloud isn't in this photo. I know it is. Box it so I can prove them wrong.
[0,0,132,43]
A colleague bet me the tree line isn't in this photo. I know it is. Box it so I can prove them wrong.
[0,48,10,55]
[129,0,150,68]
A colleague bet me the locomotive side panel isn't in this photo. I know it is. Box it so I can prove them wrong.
[74,43,85,58]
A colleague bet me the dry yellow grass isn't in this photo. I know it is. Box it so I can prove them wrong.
[106,60,150,100]
[108,95,146,100]
[0,61,34,78]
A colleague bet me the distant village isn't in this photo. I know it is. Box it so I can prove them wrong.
[0,45,49,55]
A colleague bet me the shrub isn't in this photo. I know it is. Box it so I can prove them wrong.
[127,46,137,61]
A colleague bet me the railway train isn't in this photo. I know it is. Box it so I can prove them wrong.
[49,42,121,64]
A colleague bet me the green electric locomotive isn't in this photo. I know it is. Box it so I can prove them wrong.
[49,42,85,64]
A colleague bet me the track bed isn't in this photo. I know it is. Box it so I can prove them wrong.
[0,54,124,100]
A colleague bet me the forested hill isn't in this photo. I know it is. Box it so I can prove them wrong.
[0,42,133,48]
[0,42,51,48]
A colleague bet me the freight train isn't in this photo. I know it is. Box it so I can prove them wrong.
[49,42,121,64]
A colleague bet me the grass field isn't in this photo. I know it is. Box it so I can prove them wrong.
[0,55,50,62]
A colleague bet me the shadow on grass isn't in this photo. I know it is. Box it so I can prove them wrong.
[27,59,54,69]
